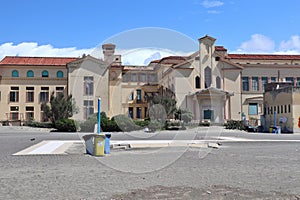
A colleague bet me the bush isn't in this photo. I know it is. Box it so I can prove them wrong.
[175,109,194,123]
[134,120,150,128]
[199,121,210,127]
[24,121,54,128]
[112,115,141,132]
[224,120,246,130]
[54,118,78,132]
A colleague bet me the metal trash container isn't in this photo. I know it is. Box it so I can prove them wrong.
[105,133,111,154]
[83,134,105,156]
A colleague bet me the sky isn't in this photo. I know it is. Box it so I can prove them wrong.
[1,0,300,65]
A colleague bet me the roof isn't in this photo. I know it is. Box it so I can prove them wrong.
[227,54,300,60]
[151,56,189,65]
[0,56,78,66]
[215,46,227,51]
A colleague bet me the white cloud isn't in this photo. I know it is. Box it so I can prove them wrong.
[201,0,224,8]
[236,34,275,53]
[0,42,93,60]
[279,35,300,52]
[116,48,192,66]
[0,42,193,66]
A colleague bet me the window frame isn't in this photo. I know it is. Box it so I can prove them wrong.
[249,103,258,115]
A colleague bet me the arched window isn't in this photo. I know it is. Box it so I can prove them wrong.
[27,70,34,77]
[12,70,19,77]
[195,76,200,89]
[56,70,63,78]
[216,76,221,89]
[204,67,211,88]
[56,71,64,78]
[42,70,49,77]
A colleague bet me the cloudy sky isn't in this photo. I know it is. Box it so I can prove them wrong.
[1,0,300,65]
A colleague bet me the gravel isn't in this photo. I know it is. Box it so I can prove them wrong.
[0,128,300,199]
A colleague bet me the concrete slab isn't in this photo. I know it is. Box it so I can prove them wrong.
[13,140,81,155]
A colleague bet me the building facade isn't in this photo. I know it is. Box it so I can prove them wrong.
[1,35,300,128]
[263,82,300,133]
[0,56,77,123]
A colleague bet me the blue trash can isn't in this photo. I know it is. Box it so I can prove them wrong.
[104,133,111,154]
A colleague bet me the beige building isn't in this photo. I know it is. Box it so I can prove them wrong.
[263,82,300,133]
[0,56,77,123]
[1,35,300,127]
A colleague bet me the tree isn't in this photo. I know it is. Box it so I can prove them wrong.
[41,92,78,125]
[151,96,177,118]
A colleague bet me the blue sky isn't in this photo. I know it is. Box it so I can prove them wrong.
[1,0,300,64]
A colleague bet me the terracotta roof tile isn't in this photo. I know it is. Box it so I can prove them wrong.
[215,46,227,51]
[227,54,300,60]
[0,56,78,66]
[157,56,189,65]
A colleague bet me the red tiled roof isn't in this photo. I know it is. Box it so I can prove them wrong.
[227,54,300,60]
[215,46,227,51]
[157,56,189,65]
[0,56,78,66]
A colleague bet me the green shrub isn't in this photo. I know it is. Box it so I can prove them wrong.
[55,118,78,132]
[148,120,164,131]
[224,120,246,130]
[175,109,194,123]
[199,121,210,127]
[24,121,54,128]
[134,120,150,128]
[112,115,141,132]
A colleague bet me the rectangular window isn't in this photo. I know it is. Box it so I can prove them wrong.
[136,89,142,103]
[261,77,268,92]
[297,78,300,86]
[10,106,19,120]
[84,76,93,96]
[242,77,249,91]
[139,73,146,82]
[252,77,259,91]
[271,77,277,82]
[26,91,34,102]
[10,91,19,102]
[136,107,141,119]
[40,86,49,103]
[26,87,34,102]
[131,73,137,82]
[288,104,291,113]
[277,106,280,114]
[122,73,128,82]
[285,77,294,84]
[26,106,34,120]
[270,106,273,115]
[10,113,19,120]
[128,107,133,118]
[56,87,64,97]
[249,103,258,115]
[281,105,283,113]
[128,92,134,101]
[83,100,94,119]
[10,86,19,102]
[285,105,287,113]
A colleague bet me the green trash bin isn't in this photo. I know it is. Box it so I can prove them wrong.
[83,134,105,156]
